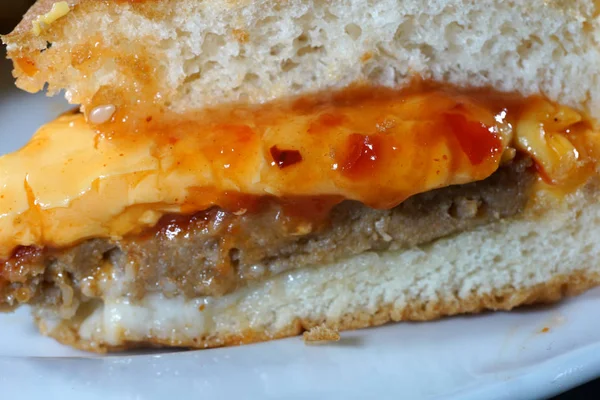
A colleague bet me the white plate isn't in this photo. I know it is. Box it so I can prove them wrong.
[1,52,600,400]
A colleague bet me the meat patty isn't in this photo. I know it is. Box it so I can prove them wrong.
[0,157,535,311]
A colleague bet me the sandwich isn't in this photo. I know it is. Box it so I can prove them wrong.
[1,0,600,352]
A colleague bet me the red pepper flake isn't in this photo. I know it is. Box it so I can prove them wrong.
[270,146,303,169]
[444,111,502,165]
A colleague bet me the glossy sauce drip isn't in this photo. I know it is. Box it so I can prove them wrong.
[340,134,385,178]
[97,85,511,209]
[444,110,503,165]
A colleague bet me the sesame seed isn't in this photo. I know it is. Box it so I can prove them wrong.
[88,104,116,125]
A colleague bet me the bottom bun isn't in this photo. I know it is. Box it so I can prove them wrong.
[34,184,600,353]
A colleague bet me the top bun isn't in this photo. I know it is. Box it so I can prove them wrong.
[3,0,600,118]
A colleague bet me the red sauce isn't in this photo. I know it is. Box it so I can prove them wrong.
[87,84,593,212]
[444,110,503,165]
[3,83,597,266]
[340,134,385,179]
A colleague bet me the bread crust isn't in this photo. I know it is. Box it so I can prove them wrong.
[10,0,80,35]
[35,270,600,353]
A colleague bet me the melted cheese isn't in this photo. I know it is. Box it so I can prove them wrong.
[31,2,70,36]
[0,89,593,259]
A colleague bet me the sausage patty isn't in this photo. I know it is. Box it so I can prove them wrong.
[0,157,535,311]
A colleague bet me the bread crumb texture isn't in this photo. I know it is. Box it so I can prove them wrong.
[4,0,600,116]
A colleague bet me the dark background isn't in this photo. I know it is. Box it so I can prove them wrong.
[0,1,32,34]
[552,382,600,399]
[1,2,598,398]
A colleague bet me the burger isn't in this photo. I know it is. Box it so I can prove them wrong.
[1,0,600,352]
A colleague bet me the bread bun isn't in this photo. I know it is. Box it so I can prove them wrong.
[4,0,600,117]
